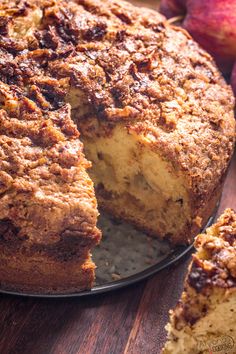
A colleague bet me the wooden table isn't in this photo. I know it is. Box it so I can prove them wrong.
[0,1,235,353]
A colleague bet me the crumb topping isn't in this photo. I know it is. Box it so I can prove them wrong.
[0,0,234,244]
[169,209,236,330]
[188,209,236,292]
[0,0,233,201]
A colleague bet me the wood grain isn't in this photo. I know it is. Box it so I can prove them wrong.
[0,1,235,354]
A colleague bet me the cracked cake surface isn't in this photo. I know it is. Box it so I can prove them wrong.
[0,0,235,293]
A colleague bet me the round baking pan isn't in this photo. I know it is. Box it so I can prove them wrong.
[0,210,217,298]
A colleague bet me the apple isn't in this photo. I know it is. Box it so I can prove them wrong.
[231,62,236,96]
[160,0,186,18]
[160,0,236,73]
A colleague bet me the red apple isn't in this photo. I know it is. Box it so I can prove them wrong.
[160,0,236,73]
[231,62,236,96]
[160,0,186,18]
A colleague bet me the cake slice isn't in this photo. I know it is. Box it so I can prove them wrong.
[0,82,101,294]
[163,209,236,354]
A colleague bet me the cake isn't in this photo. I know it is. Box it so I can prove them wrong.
[163,209,236,354]
[0,0,235,294]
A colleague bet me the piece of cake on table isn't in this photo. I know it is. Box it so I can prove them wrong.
[163,209,236,354]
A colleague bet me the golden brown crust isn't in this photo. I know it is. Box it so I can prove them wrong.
[0,0,234,215]
[171,209,236,329]
[189,209,236,292]
[0,242,96,294]
[0,86,101,243]
[163,211,236,354]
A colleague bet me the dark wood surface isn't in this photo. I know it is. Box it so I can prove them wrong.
[0,1,235,353]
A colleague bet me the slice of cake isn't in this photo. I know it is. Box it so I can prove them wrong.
[0,81,101,294]
[163,209,236,354]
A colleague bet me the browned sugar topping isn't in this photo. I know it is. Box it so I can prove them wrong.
[0,0,234,208]
[0,0,234,124]
[0,0,234,203]
[188,209,236,293]
[170,210,236,329]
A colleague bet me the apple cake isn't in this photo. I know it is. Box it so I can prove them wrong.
[163,209,236,354]
[0,0,235,293]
